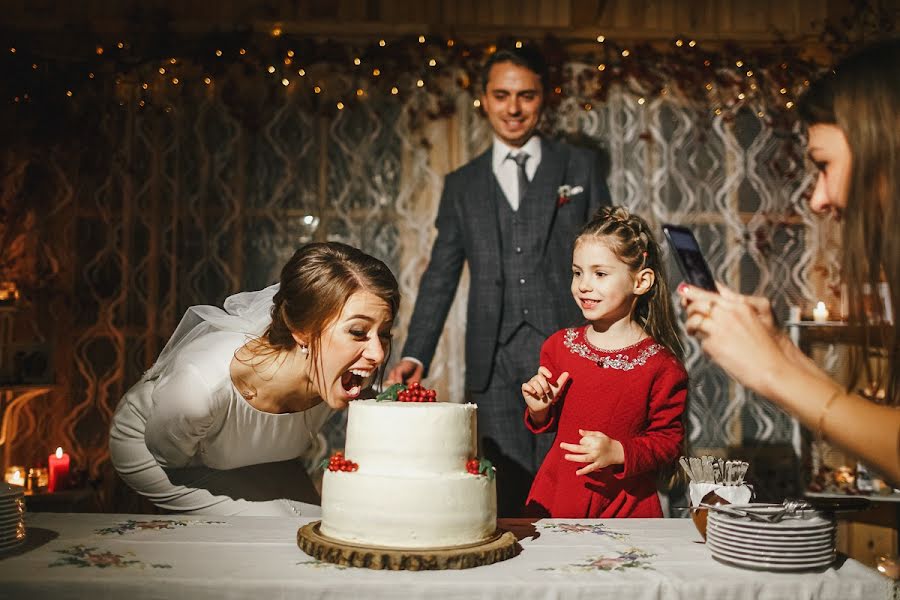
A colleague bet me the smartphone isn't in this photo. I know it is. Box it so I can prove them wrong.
[662,224,718,292]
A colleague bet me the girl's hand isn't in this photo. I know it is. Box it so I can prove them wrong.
[560,429,624,476]
[678,284,786,397]
[522,366,569,419]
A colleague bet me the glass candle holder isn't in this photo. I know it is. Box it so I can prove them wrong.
[4,466,25,487]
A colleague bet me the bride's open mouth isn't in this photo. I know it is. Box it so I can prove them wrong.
[340,368,373,399]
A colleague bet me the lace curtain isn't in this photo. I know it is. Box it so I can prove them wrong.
[0,65,835,504]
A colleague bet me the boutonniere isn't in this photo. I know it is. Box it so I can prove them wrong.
[557,185,584,207]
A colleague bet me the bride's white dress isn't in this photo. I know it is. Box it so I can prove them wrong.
[109,329,331,516]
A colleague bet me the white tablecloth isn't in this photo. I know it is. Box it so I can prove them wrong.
[0,513,892,600]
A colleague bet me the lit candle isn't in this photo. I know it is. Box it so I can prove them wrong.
[813,301,829,323]
[48,447,70,492]
[4,466,25,487]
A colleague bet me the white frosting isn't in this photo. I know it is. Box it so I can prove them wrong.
[321,400,497,548]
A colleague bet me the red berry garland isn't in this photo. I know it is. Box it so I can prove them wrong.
[396,381,438,402]
[466,459,481,474]
[324,451,359,472]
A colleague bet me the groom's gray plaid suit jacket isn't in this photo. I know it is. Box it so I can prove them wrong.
[402,136,611,392]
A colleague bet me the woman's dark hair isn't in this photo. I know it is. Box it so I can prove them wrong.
[797,38,900,404]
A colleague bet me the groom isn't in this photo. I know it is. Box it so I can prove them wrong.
[389,44,611,516]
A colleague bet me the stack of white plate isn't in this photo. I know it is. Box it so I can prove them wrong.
[0,483,26,552]
[707,504,835,571]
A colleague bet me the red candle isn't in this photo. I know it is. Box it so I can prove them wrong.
[48,446,70,492]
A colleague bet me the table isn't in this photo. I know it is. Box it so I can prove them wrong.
[0,513,893,599]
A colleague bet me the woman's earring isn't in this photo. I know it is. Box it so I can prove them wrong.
[299,344,309,355]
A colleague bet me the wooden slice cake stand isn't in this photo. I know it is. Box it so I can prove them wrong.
[297,520,519,570]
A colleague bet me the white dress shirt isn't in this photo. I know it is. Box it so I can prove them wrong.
[491,134,542,211]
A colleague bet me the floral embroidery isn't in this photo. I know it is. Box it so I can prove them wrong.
[95,519,226,536]
[539,521,628,540]
[563,328,661,370]
[557,184,583,207]
[49,545,172,569]
[538,547,655,572]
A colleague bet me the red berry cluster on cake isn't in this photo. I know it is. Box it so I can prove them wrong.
[319,386,497,549]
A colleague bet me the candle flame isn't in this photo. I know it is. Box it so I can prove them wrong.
[56,447,63,458]
[12,469,19,478]
[816,301,826,311]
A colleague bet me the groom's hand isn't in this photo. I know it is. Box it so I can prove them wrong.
[387,359,423,385]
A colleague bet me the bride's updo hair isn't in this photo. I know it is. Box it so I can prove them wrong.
[264,242,400,366]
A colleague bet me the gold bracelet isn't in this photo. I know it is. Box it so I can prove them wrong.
[816,389,844,441]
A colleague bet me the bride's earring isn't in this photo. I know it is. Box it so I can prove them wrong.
[299,344,309,355]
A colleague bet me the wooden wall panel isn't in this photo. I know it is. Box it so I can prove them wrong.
[0,0,861,41]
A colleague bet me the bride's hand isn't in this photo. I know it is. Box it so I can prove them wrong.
[678,284,786,397]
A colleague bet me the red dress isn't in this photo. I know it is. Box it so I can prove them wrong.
[524,327,687,518]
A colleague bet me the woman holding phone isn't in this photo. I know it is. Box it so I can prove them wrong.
[679,38,900,484]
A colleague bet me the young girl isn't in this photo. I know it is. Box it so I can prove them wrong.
[521,206,687,518]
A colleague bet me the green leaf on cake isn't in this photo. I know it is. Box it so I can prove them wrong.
[479,458,495,481]
[375,383,407,402]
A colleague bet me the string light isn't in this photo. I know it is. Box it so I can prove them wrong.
[282,78,290,86]
[287,50,295,57]
[515,41,522,48]
[584,103,592,110]
[267,65,275,73]
[428,59,436,67]
[158,67,166,75]
[473,99,480,107]
[142,83,149,90]
[31,63,37,69]
[215,49,223,57]
[204,77,211,85]
[66,90,73,97]
[390,87,398,95]
[416,79,424,87]
[596,35,605,43]
[336,101,344,110]
[786,101,794,109]
[688,40,696,47]
[597,64,606,71]
[96,46,103,55]
[239,48,246,55]
[418,35,425,43]
[353,57,361,65]
[172,78,179,85]
[736,60,744,67]
[705,83,713,90]
[637,97,645,105]
[298,69,306,76]
[9,47,15,53]
[356,88,364,96]
[779,87,788,94]
[447,39,455,47]
[117,42,124,49]
[372,68,380,76]
[675,39,683,47]
[746,70,753,77]
[170,58,177,64]
[621,49,630,57]
[284,58,292,65]
[88,72,95,79]
[737,93,745,100]
[314,86,322,94]
[379,39,386,47]
[271,26,282,37]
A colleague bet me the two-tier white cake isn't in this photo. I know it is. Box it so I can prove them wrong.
[320,400,497,549]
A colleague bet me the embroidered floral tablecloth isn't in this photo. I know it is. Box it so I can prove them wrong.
[0,514,892,600]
